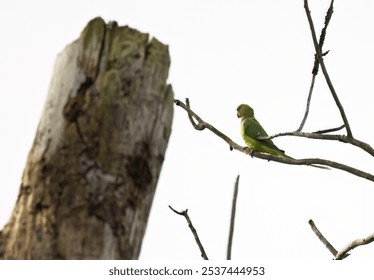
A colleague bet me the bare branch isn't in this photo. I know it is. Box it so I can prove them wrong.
[255,154,374,181]
[174,98,374,182]
[297,75,316,132]
[308,219,339,257]
[304,0,352,137]
[169,205,209,260]
[336,232,374,260]
[175,99,237,150]
[259,130,374,157]
[227,175,240,260]
[309,220,374,260]
[313,124,345,134]
[185,98,203,130]
[312,0,334,76]
[297,1,334,132]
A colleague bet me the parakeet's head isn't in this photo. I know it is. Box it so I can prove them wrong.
[237,104,254,118]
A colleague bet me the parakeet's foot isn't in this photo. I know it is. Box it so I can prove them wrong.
[243,146,254,157]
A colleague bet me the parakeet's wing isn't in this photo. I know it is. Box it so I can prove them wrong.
[241,115,330,168]
[243,117,285,153]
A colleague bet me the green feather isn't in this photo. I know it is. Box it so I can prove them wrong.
[237,104,289,158]
[237,104,329,169]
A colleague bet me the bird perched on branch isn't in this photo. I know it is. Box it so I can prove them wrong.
[236,104,289,157]
[237,104,329,169]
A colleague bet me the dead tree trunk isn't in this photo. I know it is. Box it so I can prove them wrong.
[0,17,173,259]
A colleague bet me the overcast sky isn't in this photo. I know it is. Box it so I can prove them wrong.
[1,0,374,260]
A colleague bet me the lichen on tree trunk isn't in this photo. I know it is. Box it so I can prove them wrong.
[0,17,173,259]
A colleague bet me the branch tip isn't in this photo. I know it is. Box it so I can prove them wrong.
[227,175,240,260]
[308,219,338,257]
[169,205,208,260]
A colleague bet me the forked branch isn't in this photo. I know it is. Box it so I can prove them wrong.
[304,0,352,137]
[309,219,374,260]
[297,0,334,132]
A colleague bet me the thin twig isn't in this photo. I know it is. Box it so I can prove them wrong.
[174,98,374,182]
[312,0,334,76]
[297,1,334,132]
[297,75,316,132]
[169,205,209,260]
[336,232,374,260]
[175,99,237,150]
[186,98,203,130]
[227,175,240,260]
[304,0,353,137]
[308,219,338,257]
[313,124,345,134]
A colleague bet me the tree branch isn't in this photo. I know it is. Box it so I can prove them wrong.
[169,205,209,260]
[309,219,374,260]
[175,98,374,182]
[175,98,238,151]
[312,0,334,76]
[185,98,204,130]
[259,130,374,157]
[313,124,345,134]
[304,0,353,137]
[297,1,334,131]
[336,232,374,260]
[297,75,316,132]
[308,219,339,258]
[227,175,240,260]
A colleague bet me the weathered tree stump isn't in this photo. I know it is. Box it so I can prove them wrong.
[0,17,173,259]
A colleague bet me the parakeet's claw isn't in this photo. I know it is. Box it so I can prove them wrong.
[243,146,254,157]
[243,146,250,154]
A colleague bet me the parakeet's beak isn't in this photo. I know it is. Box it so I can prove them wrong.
[237,112,241,118]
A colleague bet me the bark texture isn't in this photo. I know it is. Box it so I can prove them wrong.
[0,17,173,259]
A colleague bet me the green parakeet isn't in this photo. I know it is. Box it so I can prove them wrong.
[237,104,289,158]
[237,104,329,169]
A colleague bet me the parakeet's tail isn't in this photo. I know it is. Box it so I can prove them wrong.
[309,164,330,170]
[277,151,293,159]
[281,153,329,169]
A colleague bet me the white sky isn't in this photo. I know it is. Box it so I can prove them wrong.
[1,0,374,260]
